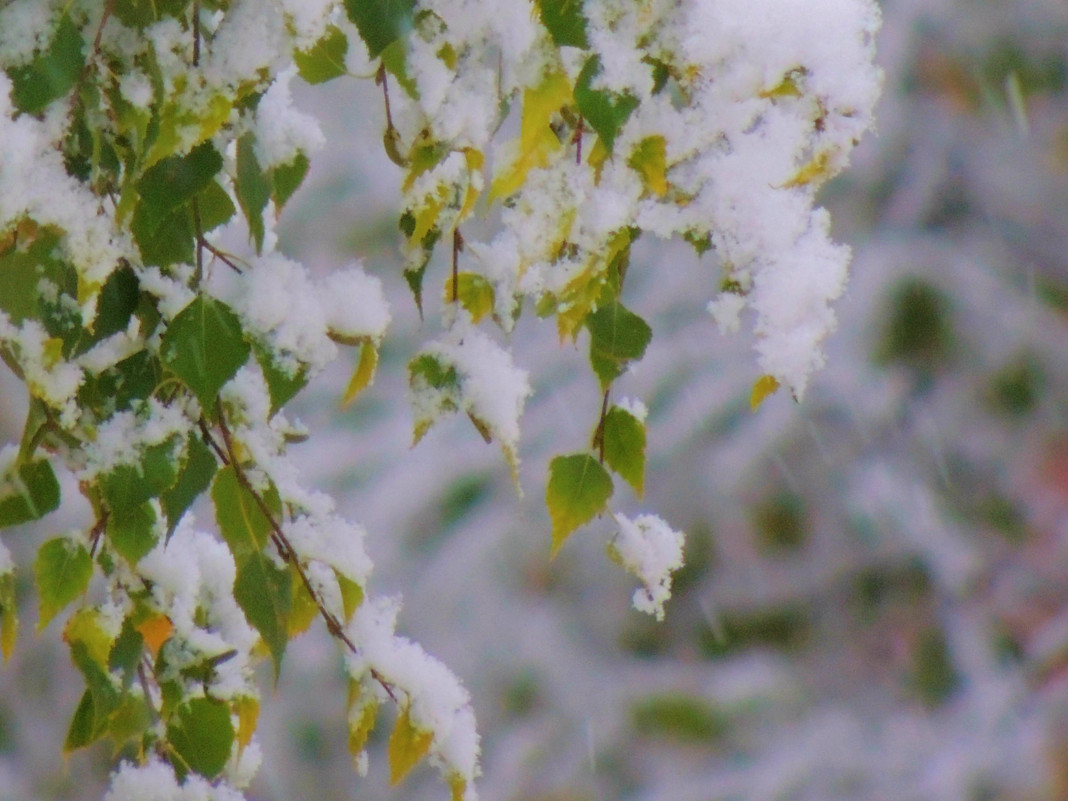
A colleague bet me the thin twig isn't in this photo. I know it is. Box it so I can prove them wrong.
[192,1,200,67]
[451,228,464,303]
[210,403,398,701]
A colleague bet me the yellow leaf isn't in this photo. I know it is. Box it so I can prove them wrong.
[337,573,364,621]
[750,374,781,410]
[587,136,609,183]
[65,609,114,667]
[342,342,379,408]
[287,571,318,638]
[760,72,803,99]
[136,613,174,657]
[627,135,668,197]
[457,148,484,223]
[783,151,832,189]
[450,774,467,801]
[235,696,259,752]
[347,696,378,756]
[388,705,434,786]
[490,70,572,199]
[411,194,443,244]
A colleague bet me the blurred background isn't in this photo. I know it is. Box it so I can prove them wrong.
[4,0,1068,799]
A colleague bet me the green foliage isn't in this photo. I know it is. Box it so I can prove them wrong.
[574,56,639,153]
[0,459,60,527]
[586,301,652,390]
[7,14,84,113]
[167,697,235,779]
[34,537,92,630]
[295,26,350,84]
[345,0,416,59]
[600,406,646,496]
[547,454,614,555]
[536,0,589,48]
[161,296,250,412]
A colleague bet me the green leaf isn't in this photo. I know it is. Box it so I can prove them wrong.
[0,250,43,325]
[167,697,235,779]
[235,134,271,254]
[546,454,613,555]
[100,438,181,513]
[64,689,101,752]
[132,201,195,267]
[586,301,652,389]
[344,0,415,59]
[0,459,60,528]
[234,554,291,676]
[106,501,158,565]
[161,295,250,411]
[254,344,308,416]
[0,571,17,662]
[135,142,223,238]
[536,0,589,48]
[270,152,311,210]
[194,180,237,233]
[294,25,349,84]
[108,617,145,681]
[35,537,92,630]
[8,14,85,114]
[91,265,140,341]
[162,434,217,535]
[212,466,277,562]
[601,406,646,496]
[388,705,433,786]
[574,56,639,153]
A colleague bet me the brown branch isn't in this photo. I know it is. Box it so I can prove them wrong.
[592,389,610,463]
[451,228,464,303]
[210,403,398,702]
[573,116,584,165]
[376,63,394,132]
[192,1,201,67]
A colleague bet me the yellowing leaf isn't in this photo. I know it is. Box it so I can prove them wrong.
[0,575,16,663]
[628,136,668,197]
[411,193,443,244]
[783,151,832,189]
[443,272,495,323]
[490,70,572,199]
[337,573,364,621]
[458,148,484,222]
[750,374,781,410]
[135,613,174,656]
[389,706,434,785]
[287,571,319,638]
[547,454,614,556]
[760,73,803,99]
[450,774,467,801]
[348,696,377,755]
[342,342,379,407]
[64,608,114,668]
[235,696,259,752]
